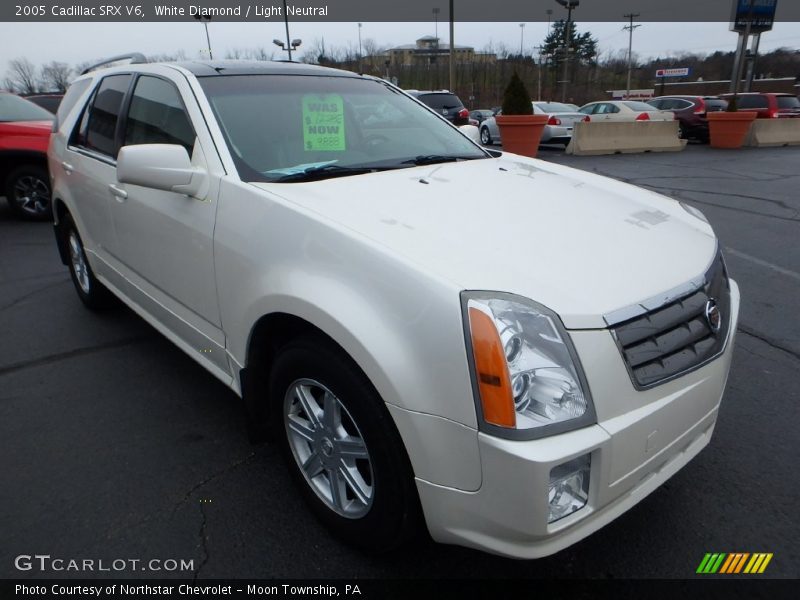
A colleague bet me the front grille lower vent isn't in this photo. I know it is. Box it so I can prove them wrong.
[610,252,731,389]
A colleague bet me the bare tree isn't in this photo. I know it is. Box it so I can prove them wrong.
[41,61,72,92]
[6,57,39,94]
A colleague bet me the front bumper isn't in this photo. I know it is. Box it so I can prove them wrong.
[416,279,740,559]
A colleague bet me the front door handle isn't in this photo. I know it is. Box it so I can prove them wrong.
[108,184,128,200]
[61,161,74,174]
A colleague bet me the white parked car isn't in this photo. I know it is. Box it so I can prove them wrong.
[579,100,675,122]
[480,101,588,146]
[49,59,739,559]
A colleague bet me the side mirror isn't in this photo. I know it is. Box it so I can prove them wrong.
[458,124,481,144]
[117,144,208,198]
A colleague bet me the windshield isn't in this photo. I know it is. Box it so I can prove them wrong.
[198,75,486,183]
[0,93,55,122]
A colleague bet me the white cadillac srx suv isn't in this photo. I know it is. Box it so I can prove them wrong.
[48,58,740,559]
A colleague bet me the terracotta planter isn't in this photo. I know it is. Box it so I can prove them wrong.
[706,111,757,149]
[496,115,549,158]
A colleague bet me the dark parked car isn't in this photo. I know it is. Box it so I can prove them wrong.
[407,90,470,125]
[720,92,800,119]
[0,93,54,220]
[25,93,64,114]
[647,95,728,142]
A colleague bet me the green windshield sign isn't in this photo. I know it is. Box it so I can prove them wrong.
[302,95,345,151]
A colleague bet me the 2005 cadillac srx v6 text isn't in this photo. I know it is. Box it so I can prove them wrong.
[48,57,739,558]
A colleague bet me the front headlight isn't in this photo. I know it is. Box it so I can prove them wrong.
[463,292,595,439]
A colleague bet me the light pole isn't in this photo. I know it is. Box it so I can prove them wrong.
[280,0,294,61]
[433,7,440,41]
[519,23,525,57]
[358,22,363,73]
[555,0,579,103]
[448,0,455,92]
[194,13,213,60]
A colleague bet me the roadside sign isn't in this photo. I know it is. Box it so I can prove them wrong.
[655,68,690,78]
[730,0,778,33]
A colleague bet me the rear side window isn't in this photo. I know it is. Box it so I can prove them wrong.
[55,79,92,130]
[418,93,464,110]
[83,74,132,157]
[123,76,196,156]
[777,96,800,109]
[737,95,768,109]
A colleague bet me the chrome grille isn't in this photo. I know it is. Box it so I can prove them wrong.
[610,252,731,389]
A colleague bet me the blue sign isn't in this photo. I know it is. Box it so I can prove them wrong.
[731,0,778,33]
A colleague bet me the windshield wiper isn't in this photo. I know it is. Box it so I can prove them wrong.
[274,164,399,183]
[403,155,482,166]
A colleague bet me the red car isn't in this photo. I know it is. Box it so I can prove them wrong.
[721,92,800,119]
[0,93,54,220]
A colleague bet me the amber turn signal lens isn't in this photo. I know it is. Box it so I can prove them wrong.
[468,307,516,428]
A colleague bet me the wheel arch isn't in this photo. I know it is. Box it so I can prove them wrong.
[240,310,385,442]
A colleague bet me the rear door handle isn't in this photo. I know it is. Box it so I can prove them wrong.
[61,161,74,173]
[108,184,128,200]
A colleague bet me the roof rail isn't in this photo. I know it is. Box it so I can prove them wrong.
[80,53,148,75]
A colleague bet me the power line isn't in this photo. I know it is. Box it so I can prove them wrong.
[623,13,641,99]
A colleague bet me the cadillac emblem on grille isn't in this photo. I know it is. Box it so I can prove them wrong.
[705,299,722,333]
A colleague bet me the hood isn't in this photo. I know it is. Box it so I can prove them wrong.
[0,120,52,153]
[253,155,717,329]
[0,120,53,135]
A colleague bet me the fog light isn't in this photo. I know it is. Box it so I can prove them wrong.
[548,454,590,523]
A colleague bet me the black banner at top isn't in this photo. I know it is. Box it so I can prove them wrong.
[2,0,800,22]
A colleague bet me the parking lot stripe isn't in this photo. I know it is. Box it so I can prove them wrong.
[724,247,800,284]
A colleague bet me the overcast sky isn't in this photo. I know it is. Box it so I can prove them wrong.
[1,20,798,78]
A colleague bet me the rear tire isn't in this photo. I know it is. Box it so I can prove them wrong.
[269,335,420,552]
[62,213,117,310]
[6,165,52,221]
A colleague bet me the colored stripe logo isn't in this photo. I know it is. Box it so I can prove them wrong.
[696,552,773,574]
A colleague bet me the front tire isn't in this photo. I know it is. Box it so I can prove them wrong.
[480,126,492,145]
[5,165,52,221]
[62,214,117,310]
[270,336,420,552]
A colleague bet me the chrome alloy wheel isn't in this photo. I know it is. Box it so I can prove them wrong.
[13,175,50,217]
[284,378,374,518]
[68,231,91,294]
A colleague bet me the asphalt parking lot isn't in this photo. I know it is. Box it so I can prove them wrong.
[1,144,799,580]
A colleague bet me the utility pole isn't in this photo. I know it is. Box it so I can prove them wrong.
[433,7,439,41]
[449,0,455,92]
[519,23,525,57]
[623,13,640,100]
